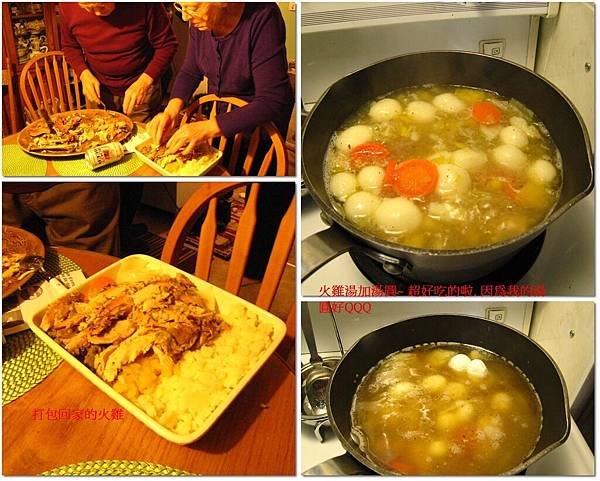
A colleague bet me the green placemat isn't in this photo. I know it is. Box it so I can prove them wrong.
[31,249,82,283]
[51,127,149,177]
[2,251,82,405]
[2,144,48,176]
[42,460,192,476]
[51,153,144,177]
[2,330,62,405]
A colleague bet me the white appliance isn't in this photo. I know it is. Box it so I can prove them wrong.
[300,302,594,475]
[300,2,595,296]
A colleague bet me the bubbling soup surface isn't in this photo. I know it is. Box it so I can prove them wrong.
[324,85,562,250]
[351,344,542,475]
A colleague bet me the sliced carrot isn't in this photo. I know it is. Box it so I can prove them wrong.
[472,101,502,125]
[387,458,418,475]
[349,142,391,169]
[390,158,439,198]
[384,158,398,186]
[85,276,115,296]
[502,180,519,200]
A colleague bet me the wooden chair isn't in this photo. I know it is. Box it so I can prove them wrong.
[181,94,288,176]
[161,182,296,351]
[19,51,83,123]
[2,58,19,135]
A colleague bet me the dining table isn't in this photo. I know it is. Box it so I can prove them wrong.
[2,124,228,177]
[2,246,295,475]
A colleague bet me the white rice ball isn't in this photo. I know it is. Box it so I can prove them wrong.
[422,374,448,393]
[329,172,357,201]
[369,98,402,122]
[491,392,512,411]
[528,159,557,184]
[492,144,528,171]
[435,164,472,197]
[433,93,466,114]
[480,124,502,141]
[448,354,471,372]
[500,125,529,148]
[406,101,437,123]
[374,197,423,235]
[335,125,373,152]
[357,165,386,194]
[344,191,381,221]
[467,359,488,379]
[451,148,488,171]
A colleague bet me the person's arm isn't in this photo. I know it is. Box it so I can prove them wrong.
[123,4,178,113]
[216,6,292,137]
[147,28,205,142]
[59,4,89,77]
[170,28,205,103]
[142,3,178,83]
[59,4,101,104]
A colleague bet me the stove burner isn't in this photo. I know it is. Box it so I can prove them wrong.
[350,232,546,296]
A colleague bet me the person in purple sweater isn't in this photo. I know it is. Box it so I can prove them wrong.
[148,2,294,157]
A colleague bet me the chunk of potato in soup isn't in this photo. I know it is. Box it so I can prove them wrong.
[351,344,542,475]
[325,85,562,249]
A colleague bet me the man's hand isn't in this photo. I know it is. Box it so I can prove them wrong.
[80,69,101,105]
[165,118,222,155]
[123,73,154,115]
[147,98,184,145]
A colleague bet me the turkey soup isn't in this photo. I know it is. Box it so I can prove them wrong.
[325,86,562,249]
[351,344,542,475]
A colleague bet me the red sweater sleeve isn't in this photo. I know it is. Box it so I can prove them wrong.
[59,4,90,77]
[216,7,292,137]
[142,4,178,82]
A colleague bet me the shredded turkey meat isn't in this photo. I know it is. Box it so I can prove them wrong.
[40,274,227,382]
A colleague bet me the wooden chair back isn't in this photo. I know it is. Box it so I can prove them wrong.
[161,182,295,313]
[181,94,287,176]
[2,58,19,135]
[19,51,83,122]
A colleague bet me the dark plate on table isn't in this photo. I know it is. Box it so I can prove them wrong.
[2,226,45,299]
[17,109,133,158]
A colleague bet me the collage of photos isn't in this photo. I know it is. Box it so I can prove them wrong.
[0,1,595,477]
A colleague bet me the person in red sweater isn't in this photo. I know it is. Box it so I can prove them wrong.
[59,3,178,122]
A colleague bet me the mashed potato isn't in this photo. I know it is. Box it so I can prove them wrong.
[113,303,274,435]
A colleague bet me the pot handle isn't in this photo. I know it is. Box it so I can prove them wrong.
[301,225,413,281]
[303,452,373,476]
[301,224,357,281]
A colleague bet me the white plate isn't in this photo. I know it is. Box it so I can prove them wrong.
[24,254,286,444]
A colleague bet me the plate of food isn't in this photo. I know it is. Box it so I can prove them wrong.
[135,137,222,176]
[2,225,45,299]
[24,255,286,444]
[18,109,133,157]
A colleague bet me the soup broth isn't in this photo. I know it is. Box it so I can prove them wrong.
[324,85,562,249]
[351,344,542,475]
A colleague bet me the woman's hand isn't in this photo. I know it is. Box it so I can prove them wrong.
[80,69,101,104]
[166,117,222,154]
[147,99,184,144]
[123,73,154,115]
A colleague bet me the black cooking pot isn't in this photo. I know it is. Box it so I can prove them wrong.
[303,315,570,475]
[301,51,593,283]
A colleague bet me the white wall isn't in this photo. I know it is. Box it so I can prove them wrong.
[529,301,595,404]
[535,2,595,151]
